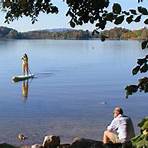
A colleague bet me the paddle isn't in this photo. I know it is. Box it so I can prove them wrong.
[28,67,32,75]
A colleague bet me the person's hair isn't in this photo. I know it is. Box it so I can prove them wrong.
[24,53,28,58]
[115,107,123,114]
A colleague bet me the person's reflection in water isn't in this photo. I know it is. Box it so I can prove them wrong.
[22,80,29,102]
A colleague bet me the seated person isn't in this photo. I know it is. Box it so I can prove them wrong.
[103,107,135,144]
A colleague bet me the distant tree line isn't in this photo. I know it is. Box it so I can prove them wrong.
[0,26,147,40]
[21,29,91,40]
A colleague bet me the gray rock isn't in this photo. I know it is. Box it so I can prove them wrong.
[43,135,60,148]
[31,144,43,148]
[71,137,104,148]
[17,133,27,141]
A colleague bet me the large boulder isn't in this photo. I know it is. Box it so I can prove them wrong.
[42,135,60,148]
[0,143,17,148]
[70,137,133,148]
[103,142,133,148]
[58,144,71,148]
[70,137,104,148]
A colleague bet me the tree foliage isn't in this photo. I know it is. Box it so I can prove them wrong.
[1,1,148,31]
[1,0,59,24]
[125,55,148,98]
[132,117,148,148]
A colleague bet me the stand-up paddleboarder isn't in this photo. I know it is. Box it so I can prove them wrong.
[22,53,29,75]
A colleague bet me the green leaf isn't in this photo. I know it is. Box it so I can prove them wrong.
[138,7,148,15]
[99,20,106,30]
[134,15,141,22]
[95,30,100,34]
[66,11,75,17]
[114,15,124,25]
[105,12,114,22]
[70,21,75,28]
[112,3,121,14]
[132,66,140,75]
[125,85,138,98]
[77,19,83,25]
[138,117,148,128]
[90,17,94,24]
[141,40,148,49]
[144,19,148,24]
[140,64,148,73]
[138,0,143,3]
[92,30,100,36]
[122,11,130,15]
[138,77,148,92]
[137,58,147,66]
[95,23,100,27]
[126,15,133,24]
[138,77,148,88]
[129,9,137,15]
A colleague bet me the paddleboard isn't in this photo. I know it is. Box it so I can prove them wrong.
[12,74,34,82]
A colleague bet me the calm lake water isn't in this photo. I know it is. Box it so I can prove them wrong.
[0,40,148,145]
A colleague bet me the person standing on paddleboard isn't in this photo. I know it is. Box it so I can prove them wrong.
[22,53,29,75]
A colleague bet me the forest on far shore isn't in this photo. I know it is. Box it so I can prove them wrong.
[0,26,147,40]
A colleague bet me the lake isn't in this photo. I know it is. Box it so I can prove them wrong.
[0,40,148,145]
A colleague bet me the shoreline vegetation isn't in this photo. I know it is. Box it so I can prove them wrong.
[0,26,147,40]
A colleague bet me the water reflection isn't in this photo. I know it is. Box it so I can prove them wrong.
[21,80,29,102]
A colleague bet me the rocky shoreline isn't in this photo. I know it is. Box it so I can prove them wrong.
[0,135,132,148]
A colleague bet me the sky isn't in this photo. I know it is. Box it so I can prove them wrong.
[0,0,148,32]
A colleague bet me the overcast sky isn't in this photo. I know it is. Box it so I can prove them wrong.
[0,0,148,32]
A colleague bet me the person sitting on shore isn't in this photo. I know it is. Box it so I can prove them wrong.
[103,107,135,144]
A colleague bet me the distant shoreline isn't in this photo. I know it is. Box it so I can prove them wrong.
[0,26,147,40]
